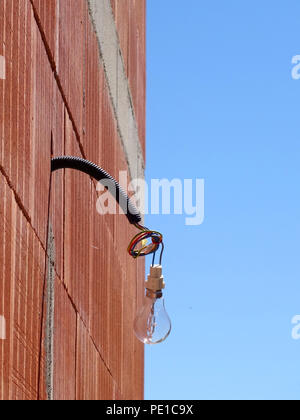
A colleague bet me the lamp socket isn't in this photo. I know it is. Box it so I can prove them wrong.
[145,265,165,291]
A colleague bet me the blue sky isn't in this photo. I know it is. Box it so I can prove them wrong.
[145,0,300,400]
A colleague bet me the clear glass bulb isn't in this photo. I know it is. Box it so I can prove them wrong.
[134,289,171,344]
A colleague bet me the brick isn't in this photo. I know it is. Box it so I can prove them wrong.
[30,0,58,64]
[0,174,45,400]
[53,278,77,400]
[58,0,86,137]
[64,114,92,326]
[76,316,114,400]
[83,22,104,161]
[0,0,53,248]
[49,89,65,279]
[111,0,146,157]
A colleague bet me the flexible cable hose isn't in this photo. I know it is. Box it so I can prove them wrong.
[51,156,142,225]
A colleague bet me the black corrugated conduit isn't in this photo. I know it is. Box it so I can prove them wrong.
[51,156,142,225]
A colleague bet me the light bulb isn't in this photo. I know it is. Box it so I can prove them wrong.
[134,265,171,345]
[134,289,171,344]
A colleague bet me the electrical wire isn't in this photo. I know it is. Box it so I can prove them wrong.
[51,156,165,265]
[51,156,142,225]
[152,251,156,267]
[159,241,164,266]
[128,223,164,265]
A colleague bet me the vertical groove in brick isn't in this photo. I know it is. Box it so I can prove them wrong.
[45,224,55,401]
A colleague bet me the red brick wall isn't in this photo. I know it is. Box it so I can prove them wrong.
[110,0,146,156]
[0,0,145,400]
